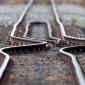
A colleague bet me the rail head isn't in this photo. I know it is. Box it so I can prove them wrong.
[0,41,48,79]
[10,0,33,38]
[0,48,10,79]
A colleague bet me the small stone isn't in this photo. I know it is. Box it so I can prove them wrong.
[9,74,16,80]
[45,76,57,80]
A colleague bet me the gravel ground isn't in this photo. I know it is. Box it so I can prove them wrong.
[27,23,49,40]
[0,50,76,85]
[0,54,5,67]
[75,53,85,76]
[0,25,13,45]
[64,25,85,38]
[0,4,84,85]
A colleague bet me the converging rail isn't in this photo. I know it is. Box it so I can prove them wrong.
[10,0,43,45]
[51,0,85,85]
[0,0,34,79]
[0,0,60,78]
[59,46,85,85]
[10,0,61,45]
[51,0,85,45]
[0,0,85,85]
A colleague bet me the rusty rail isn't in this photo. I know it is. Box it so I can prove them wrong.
[59,46,85,85]
[51,0,85,85]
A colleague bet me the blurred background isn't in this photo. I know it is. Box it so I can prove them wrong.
[0,0,84,6]
[0,0,85,28]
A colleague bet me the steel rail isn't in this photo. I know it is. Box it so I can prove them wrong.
[51,0,85,85]
[10,0,61,44]
[59,46,85,85]
[50,0,66,40]
[10,0,43,44]
[0,1,85,84]
[0,0,47,79]
[51,0,85,45]
[0,0,36,79]
[0,48,10,79]
[0,0,60,79]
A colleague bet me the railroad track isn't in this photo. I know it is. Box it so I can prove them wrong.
[59,46,85,85]
[51,0,85,45]
[10,0,61,46]
[0,0,62,83]
[0,0,85,85]
[1,0,75,85]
